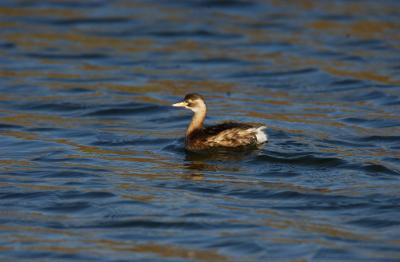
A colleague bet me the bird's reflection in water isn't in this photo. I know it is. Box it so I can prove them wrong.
[181,148,262,179]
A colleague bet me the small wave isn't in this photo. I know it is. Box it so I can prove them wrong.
[330,79,363,86]
[67,87,91,93]
[0,123,22,129]
[41,171,100,178]
[230,68,318,79]
[349,217,400,228]
[227,189,306,200]
[252,153,345,167]
[27,127,61,132]
[24,52,108,60]
[51,17,130,26]
[79,218,255,230]
[162,143,185,154]
[341,39,389,50]
[186,57,244,65]
[150,29,217,37]
[148,29,238,39]
[20,102,87,112]
[319,138,371,148]
[0,191,49,200]
[181,212,225,218]
[317,14,353,21]
[339,55,365,62]
[361,164,399,176]
[58,191,115,199]
[384,100,400,106]
[225,189,370,211]
[0,41,15,49]
[341,118,400,128]
[84,219,209,230]
[262,171,301,177]
[41,201,91,212]
[84,105,162,117]
[43,77,119,83]
[342,90,387,102]
[93,138,171,146]
[152,114,190,124]
[195,0,256,8]
[356,135,400,143]
[226,189,356,202]
[32,155,91,163]
[250,23,299,31]
[29,1,104,8]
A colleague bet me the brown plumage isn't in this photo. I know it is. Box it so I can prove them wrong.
[172,93,268,151]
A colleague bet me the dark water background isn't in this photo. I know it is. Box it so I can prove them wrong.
[1,0,400,261]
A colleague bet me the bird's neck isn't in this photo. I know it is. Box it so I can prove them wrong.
[187,108,206,137]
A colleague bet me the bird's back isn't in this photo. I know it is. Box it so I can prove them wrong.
[186,121,267,151]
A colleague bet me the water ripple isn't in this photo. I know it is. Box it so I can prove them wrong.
[24,53,109,60]
[252,153,346,167]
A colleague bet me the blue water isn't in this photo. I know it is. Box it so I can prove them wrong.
[1,0,400,261]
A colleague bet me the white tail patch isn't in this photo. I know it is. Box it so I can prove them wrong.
[255,126,268,144]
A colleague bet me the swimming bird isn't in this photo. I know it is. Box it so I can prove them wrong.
[172,93,267,151]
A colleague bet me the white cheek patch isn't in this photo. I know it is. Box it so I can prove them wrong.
[189,107,199,112]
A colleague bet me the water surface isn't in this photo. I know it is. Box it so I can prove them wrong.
[1,0,400,261]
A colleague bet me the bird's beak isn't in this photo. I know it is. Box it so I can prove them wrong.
[172,101,188,107]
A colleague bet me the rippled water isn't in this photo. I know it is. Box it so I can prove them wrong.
[1,0,400,261]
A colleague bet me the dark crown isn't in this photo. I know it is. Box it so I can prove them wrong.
[184,93,204,101]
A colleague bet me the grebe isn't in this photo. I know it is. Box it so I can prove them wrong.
[172,93,267,151]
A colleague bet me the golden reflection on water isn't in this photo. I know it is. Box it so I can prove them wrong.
[255,210,374,244]
[311,19,400,39]
[129,243,228,262]
[120,192,156,203]
[82,240,227,262]
[0,223,72,236]
[0,159,33,168]
[0,6,81,18]
[0,113,78,128]
[324,67,400,85]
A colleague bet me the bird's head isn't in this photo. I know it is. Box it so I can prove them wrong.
[172,93,206,113]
